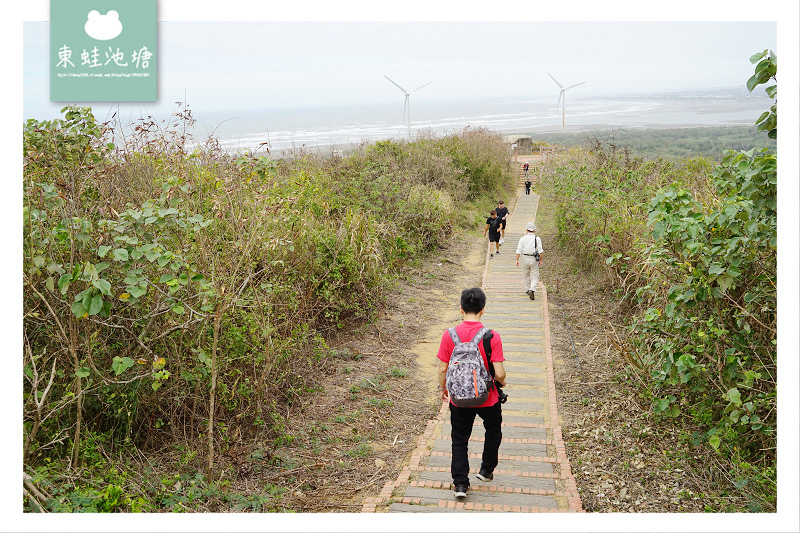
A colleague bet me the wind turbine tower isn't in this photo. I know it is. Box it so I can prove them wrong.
[548,72,586,133]
[384,75,432,140]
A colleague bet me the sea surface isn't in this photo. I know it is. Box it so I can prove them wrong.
[121,89,773,156]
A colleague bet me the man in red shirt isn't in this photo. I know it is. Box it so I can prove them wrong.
[437,287,506,499]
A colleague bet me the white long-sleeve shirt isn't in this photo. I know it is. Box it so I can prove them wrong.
[516,233,542,256]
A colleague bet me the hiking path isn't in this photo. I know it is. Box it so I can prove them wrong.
[361,157,584,513]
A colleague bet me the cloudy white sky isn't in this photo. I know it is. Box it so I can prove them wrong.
[6,1,800,532]
[19,1,788,120]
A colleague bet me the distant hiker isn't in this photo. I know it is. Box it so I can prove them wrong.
[515,222,543,300]
[523,161,530,177]
[484,210,502,258]
[495,201,510,243]
[437,287,506,499]
[525,178,532,195]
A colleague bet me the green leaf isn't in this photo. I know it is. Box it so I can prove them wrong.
[716,274,735,293]
[83,262,98,280]
[129,285,147,298]
[112,356,135,376]
[98,245,112,258]
[172,305,185,315]
[159,273,175,284]
[58,273,71,295]
[92,279,112,295]
[71,300,87,317]
[45,277,55,292]
[727,388,742,405]
[75,367,91,379]
[749,50,767,63]
[113,248,129,261]
[89,294,104,315]
[709,434,721,450]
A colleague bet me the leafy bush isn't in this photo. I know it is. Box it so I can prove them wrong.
[636,147,776,454]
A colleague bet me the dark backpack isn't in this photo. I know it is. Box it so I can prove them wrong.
[445,327,494,407]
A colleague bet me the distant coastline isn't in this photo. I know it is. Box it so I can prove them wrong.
[187,89,771,156]
[37,88,771,158]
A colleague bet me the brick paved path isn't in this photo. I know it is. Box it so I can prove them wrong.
[362,160,583,513]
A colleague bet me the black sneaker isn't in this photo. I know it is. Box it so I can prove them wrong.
[476,470,494,482]
[529,290,536,300]
[453,483,469,499]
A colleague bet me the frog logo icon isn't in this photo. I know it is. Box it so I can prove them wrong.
[84,10,123,41]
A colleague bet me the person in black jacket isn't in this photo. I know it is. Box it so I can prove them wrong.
[484,210,502,258]
[495,200,510,242]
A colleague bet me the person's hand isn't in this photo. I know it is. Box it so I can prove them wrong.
[515,260,519,267]
[440,388,449,402]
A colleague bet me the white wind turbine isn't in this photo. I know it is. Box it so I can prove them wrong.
[384,75,432,140]
[548,72,586,133]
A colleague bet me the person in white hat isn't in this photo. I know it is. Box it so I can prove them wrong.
[515,222,543,300]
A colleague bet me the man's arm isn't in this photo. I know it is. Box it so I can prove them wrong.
[492,361,506,387]
[438,360,449,401]
[537,236,543,264]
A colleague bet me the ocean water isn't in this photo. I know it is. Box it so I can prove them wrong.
[176,90,772,156]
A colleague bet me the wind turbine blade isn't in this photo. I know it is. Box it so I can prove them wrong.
[403,95,409,122]
[547,72,564,89]
[566,81,586,91]
[556,90,563,110]
[384,75,408,93]
[411,81,432,93]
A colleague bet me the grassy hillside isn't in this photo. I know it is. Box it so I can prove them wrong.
[22,105,516,512]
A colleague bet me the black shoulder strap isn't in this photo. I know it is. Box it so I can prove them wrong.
[482,330,495,378]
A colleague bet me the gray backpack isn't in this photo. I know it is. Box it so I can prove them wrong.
[445,327,494,407]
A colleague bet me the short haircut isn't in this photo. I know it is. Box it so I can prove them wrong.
[461,287,486,314]
[498,200,505,205]
[490,209,497,215]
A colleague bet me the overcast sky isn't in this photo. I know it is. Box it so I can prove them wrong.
[21,4,783,119]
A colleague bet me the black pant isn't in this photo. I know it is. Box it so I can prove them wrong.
[449,401,502,485]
